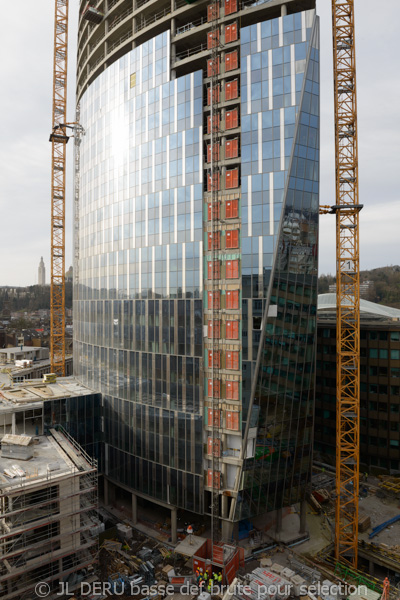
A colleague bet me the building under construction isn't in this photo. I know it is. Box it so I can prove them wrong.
[0,428,98,600]
[74,0,319,541]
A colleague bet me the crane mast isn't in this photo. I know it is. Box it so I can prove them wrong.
[332,0,361,567]
[50,0,69,376]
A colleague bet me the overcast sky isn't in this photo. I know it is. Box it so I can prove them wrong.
[0,1,399,287]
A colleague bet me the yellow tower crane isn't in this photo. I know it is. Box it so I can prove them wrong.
[49,0,69,376]
[331,0,361,568]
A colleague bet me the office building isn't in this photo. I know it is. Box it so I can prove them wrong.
[75,0,319,538]
[315,294,400,475]
[38,256,46,286]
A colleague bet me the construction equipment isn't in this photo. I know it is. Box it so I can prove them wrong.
[331,0,362,567]
[49,0,69,376]
[208,0,223,546]
[368,515,400,539]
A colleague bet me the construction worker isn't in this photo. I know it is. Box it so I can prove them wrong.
[208,581,212,594]
[203,570,208,582]
[213,572,218,583]
[218,572,222,587]
[187,524,194,544]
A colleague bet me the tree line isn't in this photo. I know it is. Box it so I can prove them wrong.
[319,265,400,308]
[0,282,73,313]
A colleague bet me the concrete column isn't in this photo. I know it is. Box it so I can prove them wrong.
[133,17,137,37]
[171,42,177,79]
[299,498,307,534]
[221,494,228,519]
[171,507,178,544]
[221,519,233,541]
[132,493,138,525]
[104,478,109,505]
[281,4,287,16]
[369,561,374,576]
[171,17,176,37]
[11,413,16,435]
[275,507,282,533]
[221,165,226,190]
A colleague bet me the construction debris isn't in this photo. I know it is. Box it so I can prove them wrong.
[358,514,372,533]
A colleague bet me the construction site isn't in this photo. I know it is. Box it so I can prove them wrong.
[1,0,399,597]
[0,427,98,600]
[0,378,399,597]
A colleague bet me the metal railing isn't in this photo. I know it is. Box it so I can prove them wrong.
[137,0,154,9]
[108,29,132,53]
[241,0,273,9]
[134,7,170,33]
[108,0,124,10]
[55,425,98,468]
[89,53,105,71]
[175,42,207,61]
[109,5,133,31]
[175,15,207,36]
[88,30,106,53]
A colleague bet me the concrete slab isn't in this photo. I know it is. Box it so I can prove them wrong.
[175,535,208,557]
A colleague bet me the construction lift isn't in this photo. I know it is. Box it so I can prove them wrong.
[82,3,104,24]
[321,0,362,568]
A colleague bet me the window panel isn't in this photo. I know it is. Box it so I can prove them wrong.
[225,139,239,159]
[226,350,239,370]
[225,22,238,43]
[226,290,239,309]
[225,50,238,72]
[226,380,239,400]
[225,79,238,101]
[226,259,239,279]
[225,198,239,218]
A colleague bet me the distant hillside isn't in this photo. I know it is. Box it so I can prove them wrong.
[0,282,73,313]
[319,266,400,309]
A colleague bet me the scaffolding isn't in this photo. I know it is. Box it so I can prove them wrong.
[0,427,98,600]
[208,0,223,548]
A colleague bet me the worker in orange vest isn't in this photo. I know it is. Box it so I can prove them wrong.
[187,524,194,544]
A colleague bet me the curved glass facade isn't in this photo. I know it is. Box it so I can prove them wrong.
[75,31,205,513]
[74,6,319,528]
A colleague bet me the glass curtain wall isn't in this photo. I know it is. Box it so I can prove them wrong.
[237,10,319,519]
[75,31,204,513]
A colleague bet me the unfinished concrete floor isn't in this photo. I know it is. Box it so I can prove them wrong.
[358,493,400,546]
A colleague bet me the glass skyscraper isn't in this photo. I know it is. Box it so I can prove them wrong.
[75,0,319,539]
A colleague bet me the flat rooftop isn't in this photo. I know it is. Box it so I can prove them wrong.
[318,293,400,322]
[0,376,97,413]
[0,428,95,494]
[0,346,46,354]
